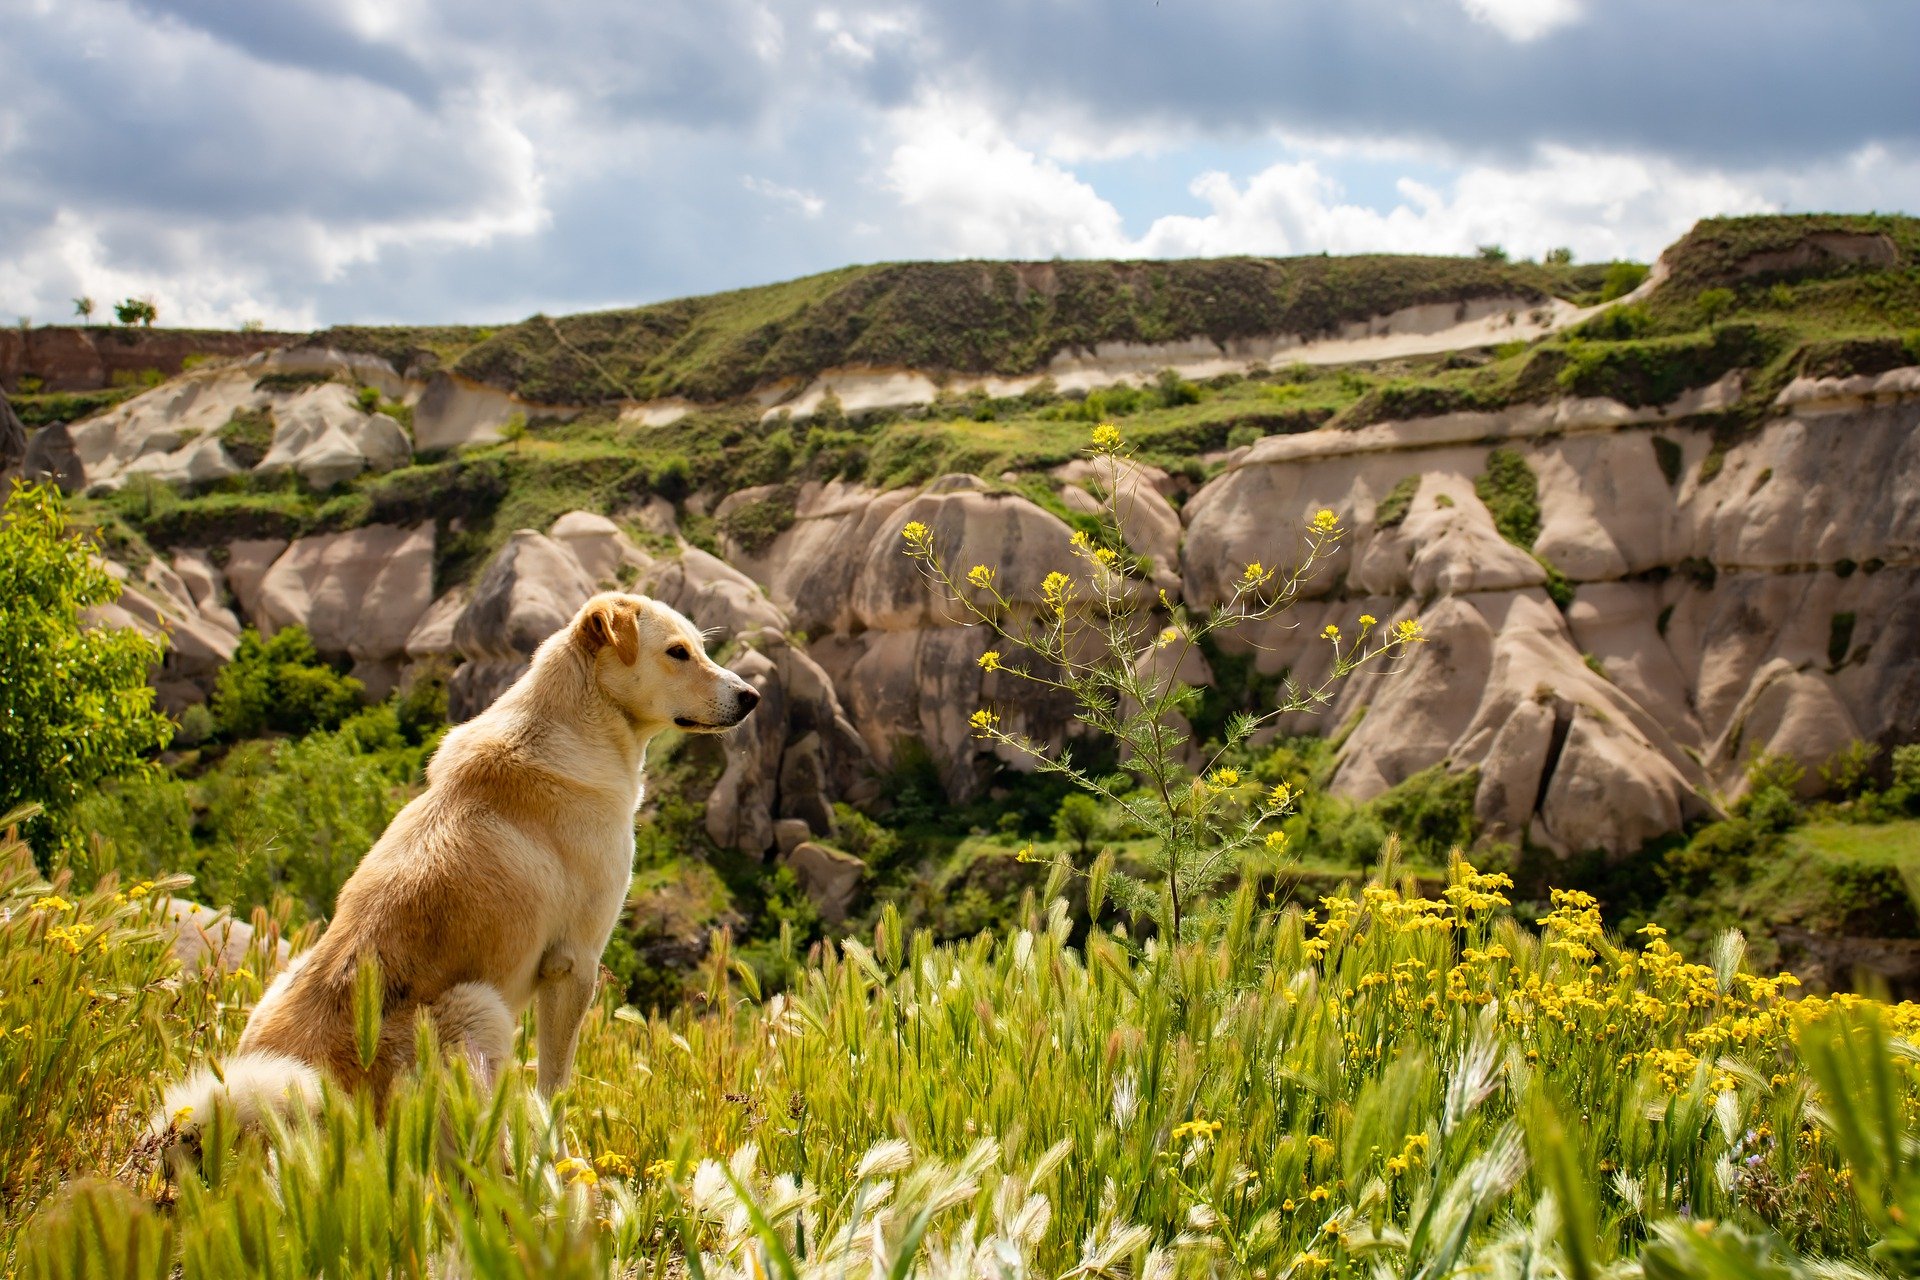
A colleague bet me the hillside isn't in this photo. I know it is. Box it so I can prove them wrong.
[5,212,1920,995]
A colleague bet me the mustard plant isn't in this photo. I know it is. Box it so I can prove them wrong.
[902,423,1425,937]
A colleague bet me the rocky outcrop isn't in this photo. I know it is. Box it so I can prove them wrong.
[88,554,243,711]
[0,392,23,481]
[255,524,437,696]
[0,326,298,395]
[784,842,865,925]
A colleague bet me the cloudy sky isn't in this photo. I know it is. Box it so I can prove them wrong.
[2,0,1917,329]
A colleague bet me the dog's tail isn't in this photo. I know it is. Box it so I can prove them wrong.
[149,1052,323,1165]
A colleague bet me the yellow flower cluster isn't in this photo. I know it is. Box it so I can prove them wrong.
[1311,509,1340,534]
[900,520,931,549]
[978,650,1002,671]
[967,564,994,588]
[1041,571,1073,613]
[555,1156,599,1187]
[1091,423,1123,449]
[1171,1117,1222,1143]
[29,895,74,914]
[969,708,1000,733]
[593,1151,635,1177]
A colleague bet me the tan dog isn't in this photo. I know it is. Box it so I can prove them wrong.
[156,592,758,1143]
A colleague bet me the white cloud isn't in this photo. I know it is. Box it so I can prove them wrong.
[1457,0,1584,42]
[743,175,826,218]
[1134,145,1775,262]
[883,100,1130,257]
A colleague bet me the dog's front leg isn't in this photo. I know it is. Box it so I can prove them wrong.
[535,951,597,1097]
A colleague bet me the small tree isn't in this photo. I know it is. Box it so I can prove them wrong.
[1052,793,1109,859]
[1476,244,1509,263]
[114,297,157,328]
[73,296,95,325]
[498,412,529,453]
[1544,247,1574,267]
[0,482,173,856]
[902,425,1424,937]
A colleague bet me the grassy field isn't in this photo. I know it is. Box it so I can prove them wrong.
[6,814,1920,1277]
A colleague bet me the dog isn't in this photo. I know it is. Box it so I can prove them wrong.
[154,592,759,1152]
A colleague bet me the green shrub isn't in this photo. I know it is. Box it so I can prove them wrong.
[1369,763,1480,864]
[216,407,275,468]
[1474,447,1541,548]
[1600,261,1650,301]
[1575,304,1654,341]
[0,484,172,856]
[1375,474,1420,529]
[1050,794,1110,858]
[1695,286,1738,324]
[718,485,798,554]
[1819,740,1879,798]
[211,627,363,740]
[1555,323,1783,408]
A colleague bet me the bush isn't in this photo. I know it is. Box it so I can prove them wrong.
[1375,474,1420,530]
[1369,763,1480,864]
[211,627,363,740]
[217,407,275,468]
[1600,261,1650,301]
[0,484,173,856]
[1474,447,1541,549]
[1051,794,1109,858]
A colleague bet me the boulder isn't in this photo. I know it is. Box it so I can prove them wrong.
[703,632,878,853]
[774,819,812,855]
[0,392,25,481]
[20,421,84,493]
[446,530,598,718]
[256,524,436,695]
[159,898,292,973]
[784,842,865,925]
[256,383,411,489]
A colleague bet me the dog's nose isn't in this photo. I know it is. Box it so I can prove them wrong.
[736,687,760,714]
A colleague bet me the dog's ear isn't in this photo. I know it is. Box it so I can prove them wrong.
[576,598,640,666]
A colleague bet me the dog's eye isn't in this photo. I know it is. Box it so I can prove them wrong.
[666,644,691,661]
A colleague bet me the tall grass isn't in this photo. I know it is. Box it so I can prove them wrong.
[7,814,1917,1276]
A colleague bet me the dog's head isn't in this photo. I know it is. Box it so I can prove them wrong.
[571,592,759,733]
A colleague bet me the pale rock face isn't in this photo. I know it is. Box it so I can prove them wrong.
[446,529,599,717]
[852,481,1081,632]
[719,481,914,634]
[405,587,470,662]
[1707,660,1863,801]
[256,523,436,696]
[550,510,639,583]
[88,555,241,710]
[704,631,877,854]
[61,347,418,491]
[783,841,866,924]
[1051,456,1184,585]
[645,546,787,637]
[223,539,290,622]
[257,383,410,489]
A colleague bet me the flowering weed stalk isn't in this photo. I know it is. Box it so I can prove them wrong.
[903,424,1424,937]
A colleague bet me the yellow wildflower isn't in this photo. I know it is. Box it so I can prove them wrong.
[1170,1118,1221,1143]
[966,564,994,588]
[1209,768,1239,788]
[1091,423,1123,449]
[556,1157,599,1187]
[644,1159,675,1181]
[900,520,931,547]
[1241,561,1265,584]
[1265,830,1289,852]
[1358,613,1377,627]
[1041,571,1073,612]
[1070,530,1091,550]
[594,1152,635,1177]
[1321,624,1340,642]
[1269,782,1293,808]
[978,650,1002,671]
[1394,618,1426,644]
[1311,509,1340,534]
[29,895,74,914]
[1156,625,1180,647]
[969,708,1000,733]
